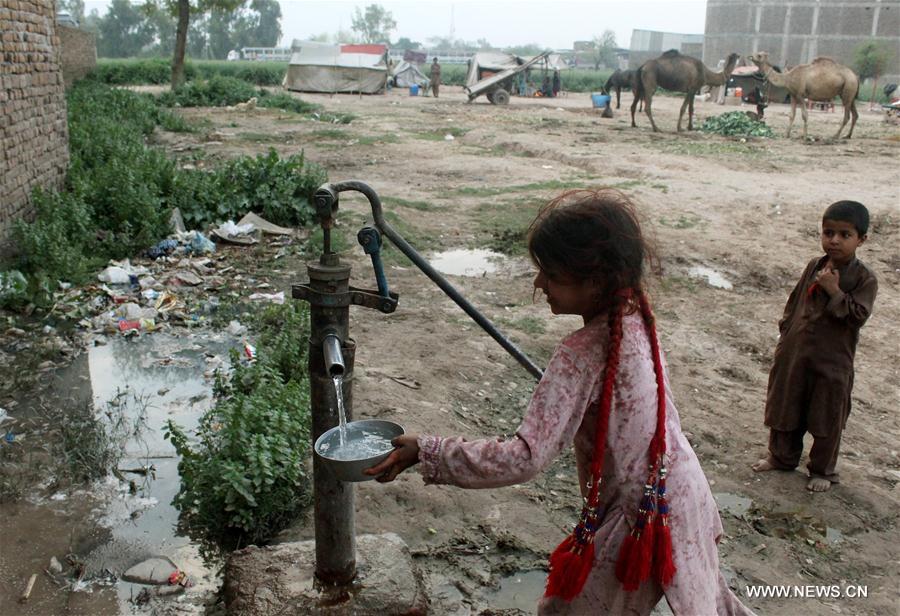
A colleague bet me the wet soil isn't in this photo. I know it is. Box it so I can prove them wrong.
[2,86,898,615]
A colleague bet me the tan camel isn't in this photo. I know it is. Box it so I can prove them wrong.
[631,50,740,132]
[749,51,859,139]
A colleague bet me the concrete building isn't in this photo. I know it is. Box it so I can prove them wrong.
[628,29,705,69]
[704,0,900,83]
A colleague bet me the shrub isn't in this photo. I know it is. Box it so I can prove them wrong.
[165,302,312,554]
[171,148,326,229]
[157,75,259,107]
[91,58,286,86]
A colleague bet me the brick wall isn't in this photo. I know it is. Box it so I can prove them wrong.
[58,24,96,87]
[704,0,900,85]
[0,0,70,254]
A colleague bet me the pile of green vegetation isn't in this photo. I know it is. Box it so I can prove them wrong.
[165,301,312,555]
[700,111,774,138]
[91,58,287,86]
[5,81,324,307]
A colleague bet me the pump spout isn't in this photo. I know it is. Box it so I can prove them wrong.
[323,334,345,377]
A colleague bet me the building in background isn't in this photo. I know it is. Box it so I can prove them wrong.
[628,29,705,69]
[704,0,900,83]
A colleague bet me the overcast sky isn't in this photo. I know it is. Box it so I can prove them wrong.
[83,0,708,50]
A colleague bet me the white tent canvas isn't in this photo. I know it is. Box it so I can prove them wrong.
[392,60,430,89]
[284,40,388,94]
[465,52,568,87]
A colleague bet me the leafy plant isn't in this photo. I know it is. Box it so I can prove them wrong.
[700,111,774,137]
[165,302,313,554]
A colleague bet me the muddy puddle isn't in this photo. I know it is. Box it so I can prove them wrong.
[428,248,508,277]
[1,330,240,614]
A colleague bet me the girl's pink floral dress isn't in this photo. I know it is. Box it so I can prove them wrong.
[417,311,754,615]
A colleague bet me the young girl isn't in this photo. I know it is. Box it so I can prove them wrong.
[366,189,753,615]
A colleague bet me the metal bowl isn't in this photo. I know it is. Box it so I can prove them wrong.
[314,419,404,482]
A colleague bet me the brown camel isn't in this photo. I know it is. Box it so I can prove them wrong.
[749,51,859,139]
[631,50,740,132]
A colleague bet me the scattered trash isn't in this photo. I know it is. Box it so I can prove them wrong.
[248,291,285,304]
[186,232,216,255]
[170,270,203,287]
[444,134,455,141]
[48,556,63,574]
[237,212,293,236]
[0,270,28,302]
[243,343,257,361]
[211,220,258,246]
[169,208,186,234]
[147,239,180,260]
[390,376,421,390]
[0,407,10,426]
[226,320,247,336]
[98,266,131,285]
[18,573,37,603]
[122,556,179,585]
[540,165,554,169]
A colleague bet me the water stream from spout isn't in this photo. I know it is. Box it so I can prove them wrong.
[333,375,347,446]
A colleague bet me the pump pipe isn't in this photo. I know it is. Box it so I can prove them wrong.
[315,181,544,381]
[323,333,345,377]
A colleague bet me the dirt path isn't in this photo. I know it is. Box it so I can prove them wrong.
[174,86,900,615]
[6,85,896,615]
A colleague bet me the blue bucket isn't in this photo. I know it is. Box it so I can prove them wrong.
[409,84,419,96]
[591,93,611,108]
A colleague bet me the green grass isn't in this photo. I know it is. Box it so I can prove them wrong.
[415,126,471,141]
[384,196,439,211]
[658,214,706,230]
[498,315,546,336]
[658,140,770,159]
[453,179,588,197]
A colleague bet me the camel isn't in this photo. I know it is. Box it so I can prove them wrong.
[603,69,638,109]
[631,50,740,132]
[749,51,859,139]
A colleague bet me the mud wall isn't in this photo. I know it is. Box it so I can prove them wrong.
[0,0,70,253]
[704,0,900,84]
[58,24,96,87]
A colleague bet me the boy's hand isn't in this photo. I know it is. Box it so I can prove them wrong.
[365,434,420,483]
[815,266,840,296]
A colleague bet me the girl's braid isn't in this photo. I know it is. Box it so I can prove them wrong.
[638,290,667,460]
[587,289,630,502]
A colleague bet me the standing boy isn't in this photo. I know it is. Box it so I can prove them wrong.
[753,201,878,492]
[430,57,441,98]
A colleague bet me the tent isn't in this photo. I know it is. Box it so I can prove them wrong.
[283,40,388,94]
[392,60,430,89]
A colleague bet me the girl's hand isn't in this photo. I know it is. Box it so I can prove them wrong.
[365,434,420,483]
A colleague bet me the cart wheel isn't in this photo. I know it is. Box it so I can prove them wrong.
[492,88,510,105]
[486,91,495,103]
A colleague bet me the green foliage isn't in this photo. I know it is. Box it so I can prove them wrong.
[91,58,287,85]
[351,3,396,44]
[172,148,326,229]
[165,302,312,552]
[158,74,259,107]
[854,41,895,81]
[11,81,325,298]
[700,111,774,138]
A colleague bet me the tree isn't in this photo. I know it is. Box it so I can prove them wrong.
[592,30,617,70]
[143,0,247,87]
[250,0,281,47]
[350,4,396,44]
[854,41,895,104]
[394,37,421,51]
[58,0,85,24]
[97,0,155,57]
[505,43,545,57]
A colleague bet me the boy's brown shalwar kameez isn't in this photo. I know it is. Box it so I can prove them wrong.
[765,255,878,482]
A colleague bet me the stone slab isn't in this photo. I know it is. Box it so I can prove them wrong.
[224,533,425,615]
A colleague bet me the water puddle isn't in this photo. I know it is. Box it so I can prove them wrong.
[2,330,240,614]
[428,249,507,277]
[688,266,733,290]
[86,331,238,610]
[482,570,546,611]
[713,491,753,516]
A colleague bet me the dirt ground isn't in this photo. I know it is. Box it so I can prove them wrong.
[5,85,899,615]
